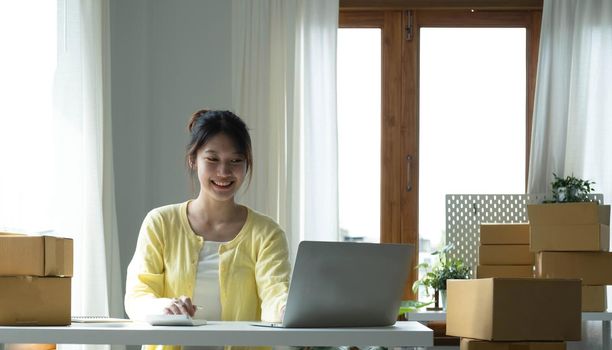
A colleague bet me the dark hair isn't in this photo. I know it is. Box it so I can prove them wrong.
[186,109,253,185]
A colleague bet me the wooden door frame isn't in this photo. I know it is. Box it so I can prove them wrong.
[404,9,541,300]
[339,7,541,300]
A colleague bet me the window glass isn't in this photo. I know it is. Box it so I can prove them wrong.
[418,27,526,272]
[337,28,382,243]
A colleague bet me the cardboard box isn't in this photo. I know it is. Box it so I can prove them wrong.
[461,338,566,350]
[480,224,530,245]
[0,235,73,276]
[536,251,612,285]
[476,265,534,279]
[528,203,611,252]
[479,245,534,265]
[582,285,607,312]
[527,203,610,225]
[5,345,56,350]
[446,278,581,341]
[530,224,609,252]
[0,276,71,325]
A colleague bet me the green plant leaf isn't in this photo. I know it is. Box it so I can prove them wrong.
[398,300,434,315]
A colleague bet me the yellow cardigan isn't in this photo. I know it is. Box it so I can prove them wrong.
[125,201,291,350]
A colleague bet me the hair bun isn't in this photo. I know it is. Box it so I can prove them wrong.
[188,109,210,132]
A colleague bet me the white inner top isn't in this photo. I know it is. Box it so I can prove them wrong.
[193,240,222,321]
[184,241,223,350]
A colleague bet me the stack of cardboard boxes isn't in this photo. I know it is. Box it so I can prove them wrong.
[477,223,534,279]
[0,233,73,325]
[446,278,582,350]
[529,202,611,312]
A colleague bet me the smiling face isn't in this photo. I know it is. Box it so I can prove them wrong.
[194,133,247,203]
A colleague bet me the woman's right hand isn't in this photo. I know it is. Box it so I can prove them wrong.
[164,296,196,317]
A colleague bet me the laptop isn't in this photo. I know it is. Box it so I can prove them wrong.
[258,240,413,328]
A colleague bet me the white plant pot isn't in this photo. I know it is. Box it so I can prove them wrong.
[439,289,447,309]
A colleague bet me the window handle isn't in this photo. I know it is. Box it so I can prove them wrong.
[406,155,413,192]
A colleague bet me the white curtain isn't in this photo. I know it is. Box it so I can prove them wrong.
[55,1,123,349]
[0,0,122,341]
[528,0,612,201]
[232,0,339,260]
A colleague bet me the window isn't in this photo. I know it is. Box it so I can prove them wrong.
[339,5,541,298]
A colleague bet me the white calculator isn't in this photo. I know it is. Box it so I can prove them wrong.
[145,314,207,326]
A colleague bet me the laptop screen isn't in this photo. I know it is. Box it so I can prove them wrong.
[282,241,414,328]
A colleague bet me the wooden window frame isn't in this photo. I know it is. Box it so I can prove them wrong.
[340,0,543,11]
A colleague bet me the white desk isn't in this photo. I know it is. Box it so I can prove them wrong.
[0,321,433,348]
[406,311,611,350]
[405,311,446,322]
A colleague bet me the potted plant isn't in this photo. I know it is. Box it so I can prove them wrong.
[412,244,470,310]
[528,173,610,252]
[548,173,595,203]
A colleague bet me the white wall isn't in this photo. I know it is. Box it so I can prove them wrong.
[110,0,233,307]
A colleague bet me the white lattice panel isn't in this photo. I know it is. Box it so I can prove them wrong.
[445,193,604,276]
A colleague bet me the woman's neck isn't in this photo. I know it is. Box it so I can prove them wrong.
[190,196,242,225]
[187,198,247,241]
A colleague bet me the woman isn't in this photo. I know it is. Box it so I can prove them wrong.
[125,109,291,350]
